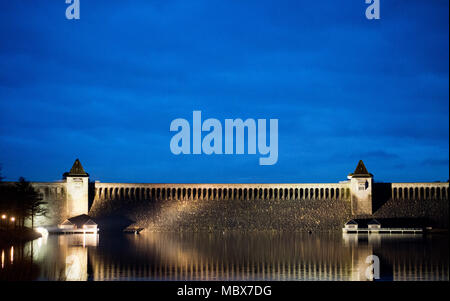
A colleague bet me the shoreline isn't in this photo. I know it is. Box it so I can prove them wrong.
[0,228,42,246]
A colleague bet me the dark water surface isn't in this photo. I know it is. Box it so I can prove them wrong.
[0,232,448,281]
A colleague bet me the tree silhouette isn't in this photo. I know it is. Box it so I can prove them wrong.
[28,192,48,229]
[14,177,47,228]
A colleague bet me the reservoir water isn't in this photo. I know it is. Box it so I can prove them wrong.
[0,232,448,281]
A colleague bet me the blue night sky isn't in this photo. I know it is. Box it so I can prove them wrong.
[0,1,448,183]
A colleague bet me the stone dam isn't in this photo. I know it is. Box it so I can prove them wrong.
[8,159,449,232]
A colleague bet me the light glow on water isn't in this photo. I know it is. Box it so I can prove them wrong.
[0,232,448,281]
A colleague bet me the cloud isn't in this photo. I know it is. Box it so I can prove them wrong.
[422,159,449,167]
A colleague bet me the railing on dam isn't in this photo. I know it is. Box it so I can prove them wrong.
[390,183,449,201]
[23,181,448,203]
[93,183,353,202]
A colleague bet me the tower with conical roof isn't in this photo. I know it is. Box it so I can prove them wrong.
[63,159,89,218]
[348,160,373,215]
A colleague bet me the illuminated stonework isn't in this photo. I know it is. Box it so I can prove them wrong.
[64,159,89,218]
[16,159,449,229]
[348,160,374,215]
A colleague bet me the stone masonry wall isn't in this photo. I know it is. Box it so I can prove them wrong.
[90,195,353,232]
[89,184,449,232]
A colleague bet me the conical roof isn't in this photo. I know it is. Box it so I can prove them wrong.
[70,159,87,174]
[349,160,372,178]
[63,159,89,178]
[353,160,369,175]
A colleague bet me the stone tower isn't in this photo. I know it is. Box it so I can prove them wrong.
[63,159,89,217]
[348,160,373,215]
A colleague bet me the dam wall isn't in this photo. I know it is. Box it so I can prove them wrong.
[88,181,449,232]
[3,159,447,231]
[88,183,353,232]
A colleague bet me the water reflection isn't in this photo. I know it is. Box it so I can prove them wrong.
[0,232,448,281]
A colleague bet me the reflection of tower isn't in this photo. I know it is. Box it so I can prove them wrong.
[59,234,98,281]
[350,240,374,281]
[63,159,89,218]
[348,160,373,215]
[343,234,377,281]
